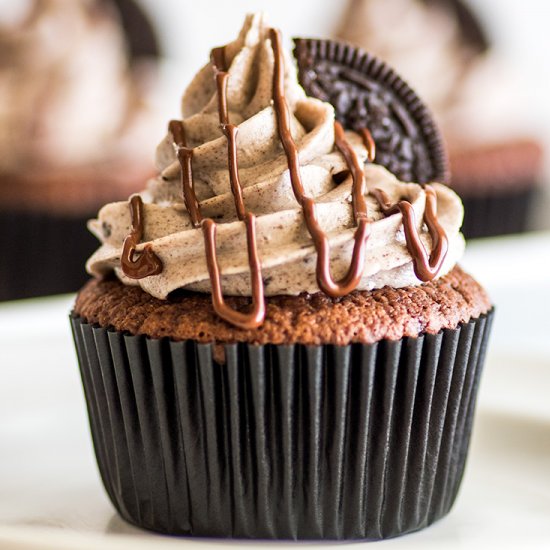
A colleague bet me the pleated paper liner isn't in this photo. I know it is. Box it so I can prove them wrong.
[0,210,98,301]
[460,187,536,239]
[71,310,494,540]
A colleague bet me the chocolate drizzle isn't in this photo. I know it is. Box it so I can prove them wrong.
[202,216,265,329]
[168,120,201,227]
[211,46,246,221]
[119,25,450,328]
[359,128,376,163]
[270,28,370,297]
[120,195,163,279]
[204,45,265,328]
[166,47,266,330]
[372,186,448,281]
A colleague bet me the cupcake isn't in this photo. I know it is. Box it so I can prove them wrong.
[334,0,544,238]
[71,13,494,540]
[0,0,161,300]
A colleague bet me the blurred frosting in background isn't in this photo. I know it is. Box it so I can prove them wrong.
[0,0,160,171]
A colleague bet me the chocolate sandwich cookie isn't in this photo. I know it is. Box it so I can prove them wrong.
[293,38,449,185]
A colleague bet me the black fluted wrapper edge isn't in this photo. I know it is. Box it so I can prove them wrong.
[70,310,494,540]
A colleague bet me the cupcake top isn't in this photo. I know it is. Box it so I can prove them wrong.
[0,0,156,172]
[87,13,465,329]
[335,0,533,149]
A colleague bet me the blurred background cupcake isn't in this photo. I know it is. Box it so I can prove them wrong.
[334,0,545,239]
[0,0,163,300]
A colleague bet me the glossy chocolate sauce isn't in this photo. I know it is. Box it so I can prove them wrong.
[168,120,201,227]
[205,45,265,328]
[359,128,376,163]
[120,195,163,279]
[270,28,371,297]
[371,186,448,281]
[165,49,266,329]
[120,26,449,328]
[211,46,247,221]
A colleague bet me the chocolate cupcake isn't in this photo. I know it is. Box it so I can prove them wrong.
[71,13,494,540]
[0,0,161,300]
[334,0,544,238]
[450,140,543,238]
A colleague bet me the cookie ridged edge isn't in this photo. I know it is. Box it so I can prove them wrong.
[293,37,451,185]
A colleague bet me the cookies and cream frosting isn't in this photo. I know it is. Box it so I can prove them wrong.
[0,0,151,170]
[86,13,465,327]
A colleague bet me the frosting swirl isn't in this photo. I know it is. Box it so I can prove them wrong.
[87,13,465,305]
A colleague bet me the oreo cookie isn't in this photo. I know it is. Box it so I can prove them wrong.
[293,38,450,185]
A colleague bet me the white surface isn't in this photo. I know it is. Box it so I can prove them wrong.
[1,233,550,549]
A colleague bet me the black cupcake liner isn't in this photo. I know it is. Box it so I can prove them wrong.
[460,186,536,239]
[70,310,494,540]
[0,209,98,301]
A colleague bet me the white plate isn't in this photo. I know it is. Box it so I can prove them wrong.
[1,233,549,549]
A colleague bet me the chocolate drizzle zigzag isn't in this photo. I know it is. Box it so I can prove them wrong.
[269,28,371,298]
[372,187,448,281]
[293,38,450,185]
[120,195,162,279]
[166,47,266,329]
[119,27,450,329]
[167,30,382,325]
